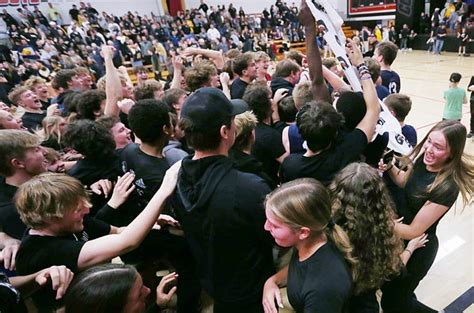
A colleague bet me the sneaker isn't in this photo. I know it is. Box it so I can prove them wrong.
[467,132,473,138]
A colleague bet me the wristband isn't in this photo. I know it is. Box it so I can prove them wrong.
[404,249,412,256]
[356,63,368,71]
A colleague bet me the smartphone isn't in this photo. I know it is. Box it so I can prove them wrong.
[382,149,394,164]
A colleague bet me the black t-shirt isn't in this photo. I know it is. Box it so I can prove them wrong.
[401,158,459,234]
[436,27,447,40]
[281,129,367,186]
[172,156,275,306]
[118,144,169,219]
[67,154,121,187]
[0,178,25,239]
[21,111,46,131]
[41,137,62,151]
[251,122,286,184]
[16,218,110,311]
[380,70,401,94]
[40,99,50,110]
[272,121,287,134]
[287,242,352,313]
[230,77,249,99]
[229,148,276,189]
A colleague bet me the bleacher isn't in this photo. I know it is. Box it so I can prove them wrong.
[124,24,356,83]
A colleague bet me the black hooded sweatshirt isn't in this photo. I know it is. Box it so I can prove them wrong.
[172,155,274,306]
[270,77,294,97]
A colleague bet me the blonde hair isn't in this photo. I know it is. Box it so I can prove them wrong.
[75,67,91,76]
[233,111,257,151]
[96,73,130,91]
[292,81,313,110]
[266,178,358,280]
[39,116,65,144]
[15,173,90,229]
[8,86,29,105]
[184,61,217,92]
[24,76,47,90]
[0,130,41,176]
[254,51,270,62]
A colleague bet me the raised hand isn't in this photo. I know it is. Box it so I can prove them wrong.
[156,272,178,308]
[298,0,315,28]
[107,172,136,209]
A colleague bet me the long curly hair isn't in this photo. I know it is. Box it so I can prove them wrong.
[330,162,403,294]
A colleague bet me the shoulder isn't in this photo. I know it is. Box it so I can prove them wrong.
[256,123,281,138]
[282,153,305,167]
[293,244,352,310]
[339,128,368,148]
[234,169,272,193]
[17,235,84,274]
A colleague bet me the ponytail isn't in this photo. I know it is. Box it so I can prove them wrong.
[326,223,359,282]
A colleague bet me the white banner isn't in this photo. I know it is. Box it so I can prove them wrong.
[306,0,412,155]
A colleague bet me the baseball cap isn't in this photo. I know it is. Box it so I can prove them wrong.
[181,87,248,130]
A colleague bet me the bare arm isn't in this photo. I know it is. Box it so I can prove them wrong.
[395,202,450,240]
[347,39,380,141]
[276,151,289,164]
[103,45,122,117]
[76,162,181,270]
[282,126,290,154]
[220,72,231,99]
[170,55,183,90]
[9,265,74,299]
[299,1,330,102]
[322,65,351,92]
[182,47,225,70]
[400,234,429,265]
[378,158,413,188]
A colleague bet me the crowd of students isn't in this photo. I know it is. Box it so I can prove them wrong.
[0,0,473,313]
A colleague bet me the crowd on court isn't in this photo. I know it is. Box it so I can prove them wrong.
[0,0,473,313]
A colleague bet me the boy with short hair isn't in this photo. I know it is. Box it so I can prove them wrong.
[374,41,401,94]
[384,93,417,147]
[8,87,46,131]
[162,88,187,118]
[443,72,467,121]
